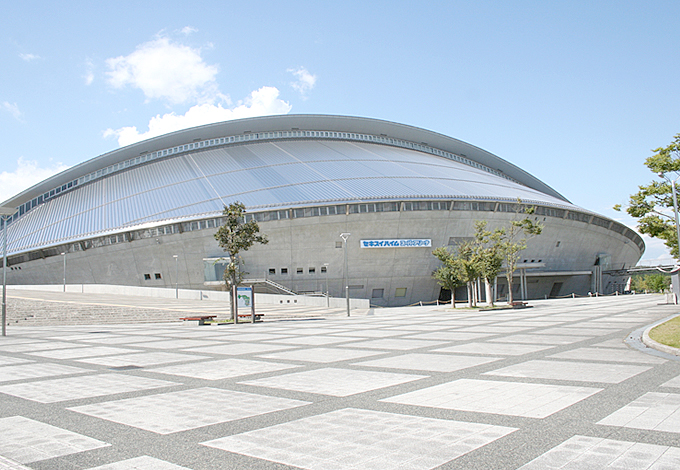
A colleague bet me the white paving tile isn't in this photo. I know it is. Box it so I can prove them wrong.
[433,342,553,356]
[85,456,194,469]
[265,335,363,345]
[77,352,210,367]
[484,360,652,383]
[490,334,592,345]
[27,346,140,359]
[517,435,680,469]
[382,378,601,418]
[183,343,291,355]
[69,387,309,434]
[257,347,385,363]
[597,392,680,432]
[134,339,222,349]
[355,353,502,372]
[149,358,300,380]
[0,416,109,464]
[0,363,90,383]
[0,341,87,353]
[201,408,516,470]
[0,373,178,403]
[407,331,493,341]
[343,338,446,350]
[662,375,680,388]
[240,367,426,396]
[0,356,32,366]
[547,347,667,364]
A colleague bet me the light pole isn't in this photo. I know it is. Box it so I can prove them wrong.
[61,252,66,292]
[340,233,351,317]
[323,262,329,308]
[173,255,179,299]
[658,172,680,259]
[1,206,16,337]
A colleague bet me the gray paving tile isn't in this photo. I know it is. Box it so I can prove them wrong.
[490,334,592,345]
[0,356,32,366]
[382,378,601,418]
[201,408,516,469]
[183,343,291,355]
[343,338,446,350]
[662,375,680,388]
[0,373,178,403]
[69,387,310,434]
[0,416,109,464]
[406,331,493,341]
[240,368,426,396]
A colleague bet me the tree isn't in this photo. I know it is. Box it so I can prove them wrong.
[499,203,543,304]
[214,201,268,320]
[617,134,680,258]
[630,273,671,293]
[432,247,466,308]
[473,221,504,307]
[452,241,482,308]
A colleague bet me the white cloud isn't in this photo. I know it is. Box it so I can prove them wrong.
[83,58,95,85]
[0,157,69,203]
[288,66,317,98]
[104,86,292,147]
[19,53,41,62]
[180,26,197,35]
[105,36,219,104]
[2,102,23,121]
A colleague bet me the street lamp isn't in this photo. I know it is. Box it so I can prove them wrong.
[61,252,66,292]
[323,262,329,308]
[173,255,179,299]
[658,172,680,260]
[340,233,351,317]
[1,206,16,337]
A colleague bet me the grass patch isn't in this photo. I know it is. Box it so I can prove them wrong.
[649,316,680,348]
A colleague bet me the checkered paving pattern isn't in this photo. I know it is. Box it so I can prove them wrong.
[0,294,678,469]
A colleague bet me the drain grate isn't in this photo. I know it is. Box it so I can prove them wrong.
[108,365,143,371]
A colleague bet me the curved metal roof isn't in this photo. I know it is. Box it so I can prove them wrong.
[3,114,568,210]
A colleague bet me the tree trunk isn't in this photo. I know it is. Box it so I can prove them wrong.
[506,273,514,304]
[451,288,456,308]
[485,278,494,308]
[467,282,473,308]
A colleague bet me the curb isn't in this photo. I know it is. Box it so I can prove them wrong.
[642,314,680,357]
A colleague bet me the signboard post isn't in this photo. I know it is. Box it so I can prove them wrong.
[237,286,255,323]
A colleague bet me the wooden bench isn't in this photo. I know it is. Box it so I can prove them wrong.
[180,315,217,325]
[510,301,528,308]
[237,313,264,322]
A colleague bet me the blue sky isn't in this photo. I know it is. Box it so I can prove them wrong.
[2,1,679,261]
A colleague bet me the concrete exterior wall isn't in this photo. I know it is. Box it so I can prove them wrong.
[4,209,641,306]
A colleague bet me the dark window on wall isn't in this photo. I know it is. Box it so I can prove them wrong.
[281,268,288,274]
[320,266,327,273]
[309,267,316,274]
[269,268,276,275]
[144,274,151,280]
[372,288,384,299]
[297,268,303,274]
[155,273,162,279]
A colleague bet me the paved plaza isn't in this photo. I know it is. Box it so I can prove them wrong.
[0,293,679,469]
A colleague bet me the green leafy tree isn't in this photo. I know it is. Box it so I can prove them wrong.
[432,247,466,308]
[630,273,671,293]
[214,201,268,319]
[616,134,680,258]
[455,241,482,308]
[499,203,543,304]
[473,221,504,307]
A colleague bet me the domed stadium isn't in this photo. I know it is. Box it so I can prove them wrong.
[1,115,643,306]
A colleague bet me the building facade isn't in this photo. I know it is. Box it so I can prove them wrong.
[1,115,643,305]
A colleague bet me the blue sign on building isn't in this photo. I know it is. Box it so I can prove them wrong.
[360,239,432,248]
